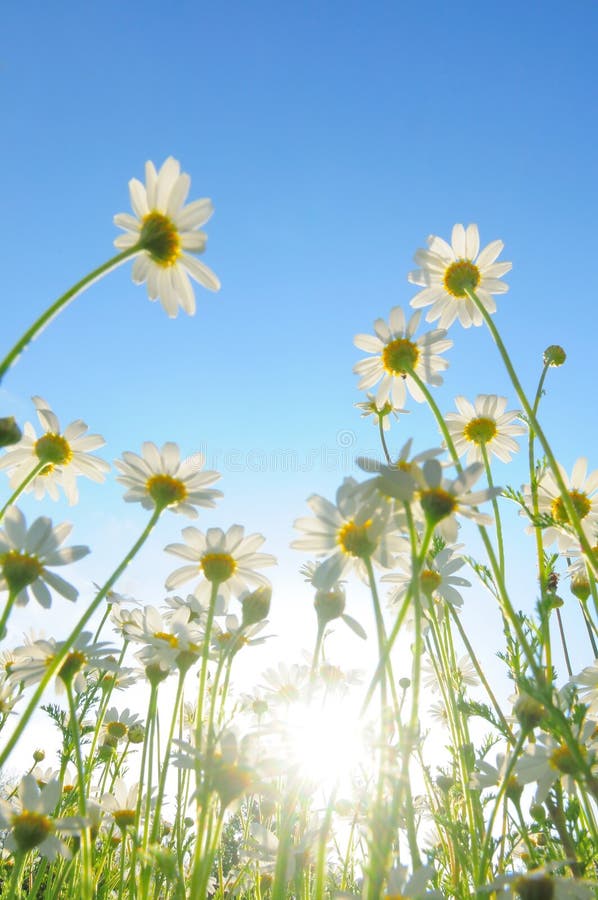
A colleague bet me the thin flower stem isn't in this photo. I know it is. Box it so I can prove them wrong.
[477,732,526,883]
[0,247,139,383]
[480,443,504,576]
[65,680,93,900]
[0,461,45,521]
[150,670,186,845]
[555,607,573,677]
[0,589,18,641]
[0,506,162,769]
[466,287,598,573]
[378,416,392,464]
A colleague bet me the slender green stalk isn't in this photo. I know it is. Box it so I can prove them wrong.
[477,732,525,882]
[0,589,18,641]
[378,417,392,465]
[0,506,161,769]
[480,443,504,576]
[0,461,45,521]
[466,287,598,572]
[65,680,92,900]
[0,247,139,383]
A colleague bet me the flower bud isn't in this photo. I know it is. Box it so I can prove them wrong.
[241,586,271,627]
[0,417,21,447]
[514,693,546,732]
[314,586,345,624]
[128,723,146,744]
[570,572,591,601]
[543,345,566,367]
[32,749,45,763]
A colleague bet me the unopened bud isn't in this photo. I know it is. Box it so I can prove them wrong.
[241,586,271,627]
[314,586,345,624]
[128,723,146,744]
[571,572,591,601]
[514,694,546,732]
[0,417,21,447]
[543,345,566,367]
[32,749,45,763]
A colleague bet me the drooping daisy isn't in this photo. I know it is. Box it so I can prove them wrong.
[114,442,222,518]
[8,632,117,693]
[164,525,276,606]
[408,223,512,329]
[0,506,89,608]
[532,458,598,552]
[354,393,407,431]
[292,477,399,591]
[354,307,452,410]
[114,157,220,318]
[0,396,109,505]
[444,394,526,465]
[416,459,499,543]
[0,775,84,860]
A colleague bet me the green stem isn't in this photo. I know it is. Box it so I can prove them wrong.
[0,506,161,769]
[65,680,93,900]
[466,288,598,573]
[378,416,392,465]
[0,461,45,522]
[0,248,139,383]
[477,732,526,883]
[0,589,18,641]
[480,443,504,576]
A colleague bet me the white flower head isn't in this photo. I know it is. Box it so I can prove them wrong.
[531,457,598,552]
[0,775,84,860]
[409,223,512,328]
[0,506,89,609]
[292,477,399,591]
[417,459,499,542]
[384,543,470,611]
[0,396,109,505]
[354,306,452,410]
[445,394,526,465]
[165,524,276,607]
[354,393,408,431]
[114,442,222,518]
[114,156,220,318]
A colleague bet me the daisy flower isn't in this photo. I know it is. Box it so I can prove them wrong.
[408,223,512,328]
[8,632,117,693]
[353,307,452,410]
[530,457,598,552]
[383,543,470,610]
[0,775,84,860]
[416,459,499,542]
[99,707,143,747]
[114,156,220,318]
[571,659,598,719]
[0,396,109,505]
[514,723,596,802]
[291,477,399,591]
[489,866,596,899]
[114,441,222,518]
[444,394,526,465]
[100,779,141,832]
[124,604,203,675]
[0,506,89,609]
[354,393,407,431]
[164,525,276,605]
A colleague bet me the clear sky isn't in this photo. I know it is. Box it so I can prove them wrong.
[2,0,598,679]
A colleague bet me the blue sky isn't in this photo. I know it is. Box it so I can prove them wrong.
[2,1,598,678]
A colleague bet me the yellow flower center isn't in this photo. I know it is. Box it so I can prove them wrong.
[337,519,376,558]
[549,743,581,775]
[419,488,457,525]
[551,489,591,525]
[34,433,73,467]
[146,474,188,510]
[200,552,237,583]
[443,259,481,298]
[382,338,420,376]
[58,650,87,686]
[139,211,181,266]
[463,416,497,445]
[113,809,136,831]
[12,810,53,852]
[106,721,128,740]
[513,874,554,900]
[1,550,42,594]
[154,631,179,648]
[420,568,442,596]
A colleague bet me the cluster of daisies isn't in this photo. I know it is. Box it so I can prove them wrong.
[0,157,597,897]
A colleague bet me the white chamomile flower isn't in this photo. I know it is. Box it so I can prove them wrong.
[383,543,470,610]
[292,477,399,591]
[0,506,89,609]
[416,459,499,543]
[571,659,598,719]
[114,442,222,518]
[488,865,596,899]
[531,457,598,552]
[409,223,512,328]
[0,775,84,860]
[0,396,109,505]
[164,525,276,607]
[353,307,452,410]
[355,393,407,431]
[114,156,220,317]
[445,394,526,465]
